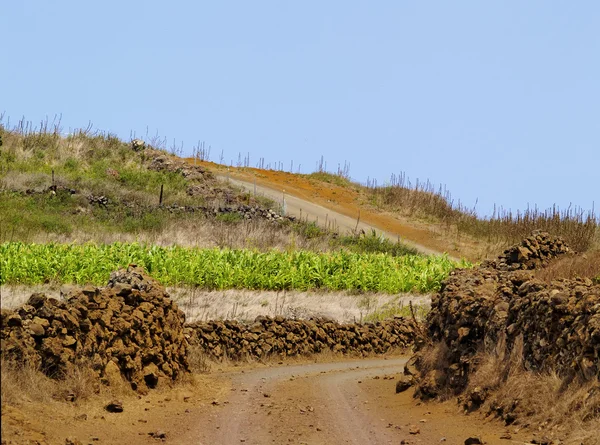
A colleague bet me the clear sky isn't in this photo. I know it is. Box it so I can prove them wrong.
[2,1,599,217]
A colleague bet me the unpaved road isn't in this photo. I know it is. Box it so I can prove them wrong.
[222,175,442,256]
[3,356,531,445]
[180,357,528,445]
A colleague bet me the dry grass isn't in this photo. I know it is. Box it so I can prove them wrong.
[365,173,599,253]
[413,337,599,443]
[463,338,600,445]
[185,344,213,374]
[535,249,600,283]
[0,359,107,406]
[11,216,335,251]
[416,341,451,382]
[2,284,430,324]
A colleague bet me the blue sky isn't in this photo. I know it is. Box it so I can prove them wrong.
[2,1,599,217]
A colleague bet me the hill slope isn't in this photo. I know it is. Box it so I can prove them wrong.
[0,122,417,257]
[191,159,599,260]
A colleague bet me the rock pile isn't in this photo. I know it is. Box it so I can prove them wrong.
[146,151,213,183]
[161,204,294,223]
[0,266,189,393]
[410,232,599,401]
[186,316,417,360]
[131,139,146,151]
[230,204,292,222]
[87,194,109,208]
[24,184,78,197]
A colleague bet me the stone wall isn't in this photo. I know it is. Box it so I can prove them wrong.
[186,316,417,360]
[2,266,417,393]
[1,266,189,393]
[410,232,599,399]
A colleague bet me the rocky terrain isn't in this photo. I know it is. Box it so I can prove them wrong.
[403,232,599,440]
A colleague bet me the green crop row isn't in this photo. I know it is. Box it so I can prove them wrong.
[0,242,470,293]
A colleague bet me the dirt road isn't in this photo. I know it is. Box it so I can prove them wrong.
[180,357,527,445]
[222,175,442,256]
[3,356,531,445]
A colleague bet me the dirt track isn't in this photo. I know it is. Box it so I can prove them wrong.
[222,175,442,257]
[2,356,531,445]
[181,357,528,445]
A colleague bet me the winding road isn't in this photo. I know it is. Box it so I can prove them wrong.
[222,175,443,257]
[178,357,526,445]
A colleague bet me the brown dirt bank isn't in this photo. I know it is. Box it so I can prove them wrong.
[189,159,470,258]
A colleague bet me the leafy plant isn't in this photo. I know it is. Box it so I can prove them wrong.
[0,242,471,293]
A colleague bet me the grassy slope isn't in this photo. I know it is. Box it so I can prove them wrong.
[0,122,420,257]
[0,127,207,240]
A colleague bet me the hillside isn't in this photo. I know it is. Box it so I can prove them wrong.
[192,159,599,261]
[0,122,416,257]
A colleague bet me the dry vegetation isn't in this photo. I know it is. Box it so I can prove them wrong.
[361,172,598,253]
[535,249,600,283]
[301,159,599,253]
[413,342,600,445]
[0,358,115,407]
[466,350,600,445]
[205,158,599,260]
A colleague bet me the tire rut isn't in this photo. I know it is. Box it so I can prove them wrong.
[190,358,407,445]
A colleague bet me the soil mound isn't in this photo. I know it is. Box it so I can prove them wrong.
[1,266,190,392]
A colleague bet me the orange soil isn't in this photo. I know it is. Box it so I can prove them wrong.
[185,159,476,258]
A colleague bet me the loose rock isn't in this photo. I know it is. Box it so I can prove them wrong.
[105,400,124,413]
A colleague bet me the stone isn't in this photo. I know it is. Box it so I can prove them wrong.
[103,360,124,386]
[408,425,420,435]
[29,323,46,337]
[63,335,77,346]
[105,400,124,413]
[6,313,22,327]
[131,139,146,151]
[143,363,160,388]
[395,374,414,393]
[149,430,167,439]
[33,316,50,328]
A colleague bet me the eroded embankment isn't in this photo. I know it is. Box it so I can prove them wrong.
[403,232,599,442]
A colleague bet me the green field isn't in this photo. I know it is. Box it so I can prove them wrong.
[0,242,470,293]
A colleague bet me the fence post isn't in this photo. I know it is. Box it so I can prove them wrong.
[159,184,164,206]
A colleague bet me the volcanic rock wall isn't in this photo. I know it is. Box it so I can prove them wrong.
[1,266,189,393]
[186,316,416,360]
[2,266,418,392]
[412,232,599,398]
